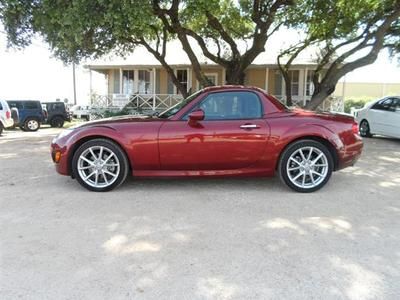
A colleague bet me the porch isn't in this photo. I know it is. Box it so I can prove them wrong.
[88,65,343,112]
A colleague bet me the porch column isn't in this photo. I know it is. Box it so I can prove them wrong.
[134,70,139,93]
[153,68,156,110]
[222,68,226,85]
[187,67,192,93]
[303,68,308,106]
[119,68,123,94]
[89,69,92,103]
[265,68,269,92]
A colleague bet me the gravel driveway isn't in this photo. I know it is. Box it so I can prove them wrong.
[0,128,399,300]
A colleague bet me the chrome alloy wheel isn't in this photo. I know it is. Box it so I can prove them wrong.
[27,119,39,130]
[286,146,329,189]
[77,146,120,188]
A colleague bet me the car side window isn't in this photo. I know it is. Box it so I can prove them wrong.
[371,99,393,111]
[391,98,400,112]
[52,103,64,110]
[0,102,3,110]
[185,91,262,120]
[24,101,40,109]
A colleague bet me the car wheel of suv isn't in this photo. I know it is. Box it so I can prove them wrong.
[0,123,3,136]
[50,116,64,128]
[24,118,40,132]
[278,140,334,193]
[359,120,372,138]
[72,139,129,192]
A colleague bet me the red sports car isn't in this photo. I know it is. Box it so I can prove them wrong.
[51,86,363,192]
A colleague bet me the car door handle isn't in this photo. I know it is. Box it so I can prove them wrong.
[240,124,260,129]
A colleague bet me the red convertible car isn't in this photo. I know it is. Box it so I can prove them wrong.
[51,86,363,192]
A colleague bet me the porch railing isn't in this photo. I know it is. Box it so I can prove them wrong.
[91,94,184,111]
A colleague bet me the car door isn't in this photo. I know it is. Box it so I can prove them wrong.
[386,98,400,138]
[368,98,394,134]
[158,91,270,170]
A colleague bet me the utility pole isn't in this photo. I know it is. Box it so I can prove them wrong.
[72,62,77,105]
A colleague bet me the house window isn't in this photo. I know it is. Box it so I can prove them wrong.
[274,70,282,96]
[289,70,299,96]
[113,69,120,94]
[306,70,315,96]
[122,70,134,95]
[138,70,151,94]
[176,70,188,94]
[198,73,218,90]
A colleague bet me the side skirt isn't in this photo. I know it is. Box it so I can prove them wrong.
[132,168,274,178]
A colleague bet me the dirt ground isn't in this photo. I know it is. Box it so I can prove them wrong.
[0,128,399,299]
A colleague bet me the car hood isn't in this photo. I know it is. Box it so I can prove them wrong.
[72,114,160,129]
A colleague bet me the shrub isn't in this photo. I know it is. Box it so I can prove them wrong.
[344,99,371,113]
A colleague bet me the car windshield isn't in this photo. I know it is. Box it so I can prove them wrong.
[157,91,202,119]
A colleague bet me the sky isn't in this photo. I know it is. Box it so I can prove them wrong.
[1,31,400,104]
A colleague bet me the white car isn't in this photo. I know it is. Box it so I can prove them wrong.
[355,96,400,139]
[0,99,14,135]
[70,105,91,121]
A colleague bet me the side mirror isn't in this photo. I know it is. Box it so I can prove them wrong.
[188,109,205,123]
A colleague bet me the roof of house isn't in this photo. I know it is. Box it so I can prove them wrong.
[85,39,321,70]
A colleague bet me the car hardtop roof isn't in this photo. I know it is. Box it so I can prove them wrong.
[202,85,266,93]
[7,99,41,102]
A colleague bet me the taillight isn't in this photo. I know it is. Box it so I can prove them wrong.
[6,110,11,119]
[352,122,359,135]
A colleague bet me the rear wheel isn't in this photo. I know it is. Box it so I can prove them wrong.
[24,118,40,132]
[278,140,334,193]
[50,116,64,128]
[0,123,3,135]
[359,120,372,137]
[72,139,129,192]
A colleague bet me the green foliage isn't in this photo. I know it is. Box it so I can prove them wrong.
[0,0,264,63]
[344,99,371,113]
[0,0,159,62]
[285,0,399,42]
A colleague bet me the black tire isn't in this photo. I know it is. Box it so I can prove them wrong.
[50,116,65,128]
[0,123,3,136]
[278,140,334,193]
[24,118,40,132]
[72,138,129,192]
[19,125,26,131]
[359,119,372,138]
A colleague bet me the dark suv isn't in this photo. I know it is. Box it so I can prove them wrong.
[7,100,45,131]
[42,102,71,128]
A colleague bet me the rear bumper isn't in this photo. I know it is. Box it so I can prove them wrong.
[336,136,363,170]
[1,118,14,128]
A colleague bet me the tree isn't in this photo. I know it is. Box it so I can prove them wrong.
[0,0,294,97]
[277,0,400,109]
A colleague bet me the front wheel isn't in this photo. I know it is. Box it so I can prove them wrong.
[72,139,129,192]
[278,140,334,193]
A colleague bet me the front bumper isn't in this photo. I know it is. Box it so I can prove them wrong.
[51,140,70,176]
